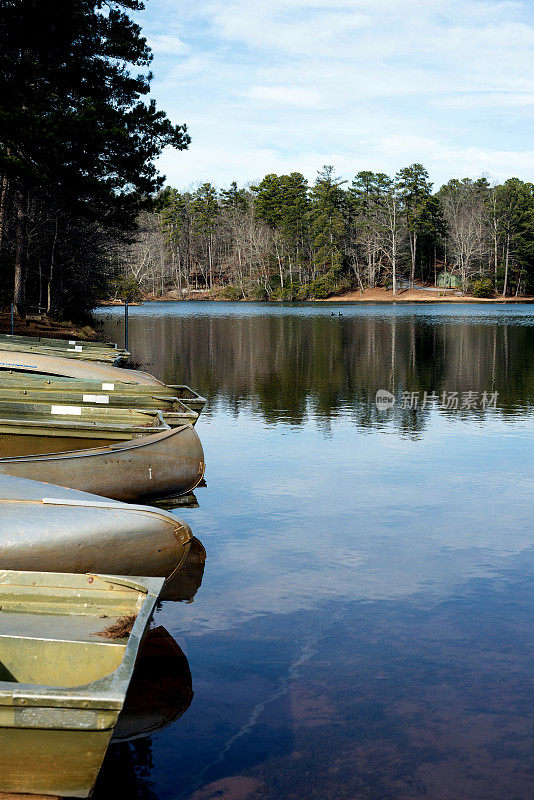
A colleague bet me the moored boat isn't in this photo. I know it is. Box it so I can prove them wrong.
[0,333,129,362]
[0,333,125,351]
[0,400,169,439]
[0,569,163,797]
[0,349,163,385]
[0,475,193,576]
[0,386,198,425]
[0,425,205,500]
[0,372,207,414]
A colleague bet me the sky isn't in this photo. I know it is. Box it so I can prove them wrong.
[138,0,534,191]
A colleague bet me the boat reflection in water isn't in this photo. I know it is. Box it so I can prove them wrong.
[153,490,200,510]
[161,536,206,602]
[93,629,193,799]
[92,540,205,797]
[113,626,194,742]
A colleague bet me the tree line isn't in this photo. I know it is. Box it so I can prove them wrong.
[2,3,534,317]
[118,166,534,301]
[0,0,188,320]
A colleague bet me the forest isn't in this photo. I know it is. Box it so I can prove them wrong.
[2,3,534,320]
[120,167,534,302]
[0,0,189,321]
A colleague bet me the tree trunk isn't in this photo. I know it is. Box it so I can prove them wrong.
[0,173,8,255]
[208,236,213,290]
[410,231,417,288]
[502,234,510,297]
[275,241,283,288]
[47,216,59,314]
[14,184,28,317]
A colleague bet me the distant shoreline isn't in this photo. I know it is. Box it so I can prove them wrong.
[318,287,534,303]
[101,288,534,306]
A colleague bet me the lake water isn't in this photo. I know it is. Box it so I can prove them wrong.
[94,302,534,800]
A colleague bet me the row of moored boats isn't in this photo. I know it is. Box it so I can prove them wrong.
[0,332,207,796]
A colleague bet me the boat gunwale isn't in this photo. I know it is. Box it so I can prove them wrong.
[0,572,164,714]
[0,495,194,533]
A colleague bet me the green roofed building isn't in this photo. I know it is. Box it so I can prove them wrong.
[437,271,462,289]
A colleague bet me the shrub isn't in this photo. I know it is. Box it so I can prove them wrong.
[307,270,350,299]
[296,285,310,301]
[472,278,494,298]
[109,276,143,302]
[250,285,269,301]
[220,285,242,300]
[273,282,302,301]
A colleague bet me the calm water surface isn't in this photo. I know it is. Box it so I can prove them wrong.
[95,303,534,800]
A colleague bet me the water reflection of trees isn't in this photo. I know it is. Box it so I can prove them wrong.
[123,313,534,432]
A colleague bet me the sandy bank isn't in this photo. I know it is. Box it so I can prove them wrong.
[322,287,534,303]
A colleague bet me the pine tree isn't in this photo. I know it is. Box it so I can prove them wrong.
[191,184,219,289]
[396,164,433,288]
[310,165,346,277]
[0,0,190,315]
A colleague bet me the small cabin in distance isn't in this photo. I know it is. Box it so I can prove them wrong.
[437,271,462,289]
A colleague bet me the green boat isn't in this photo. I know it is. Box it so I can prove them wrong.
[0,400,169,439]
[0,425,205,501]
[0,333,127,355]
[0,349,163,384]
[0,341,125,364]
[0,386,198,426]
[0,371,207,414]
[0,569,163,797]
[0,334,129,363]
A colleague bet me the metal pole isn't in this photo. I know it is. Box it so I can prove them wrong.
[11,303,14,335]
[124,300,128,351]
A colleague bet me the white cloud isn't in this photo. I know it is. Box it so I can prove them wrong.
[138,0,534,188]
[245,85,323,108]
[146,34,189,56]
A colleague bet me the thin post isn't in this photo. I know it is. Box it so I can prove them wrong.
[124,300,129,351]
[10,303,14,335]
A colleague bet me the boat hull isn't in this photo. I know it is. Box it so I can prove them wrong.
[0,475,193,575]
[0,727,114,797]
[0,425,205,501]
[0,386,198,425]
[0,570,163,797]
[0,350,163,385]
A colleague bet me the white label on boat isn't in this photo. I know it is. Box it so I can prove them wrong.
[102,383,114,390]
[68,346,83,352]
[69,340,76,345]
[82,394,109,404]
[51,405,82,415]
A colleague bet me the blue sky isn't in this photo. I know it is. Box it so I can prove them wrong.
[138,0,534,191]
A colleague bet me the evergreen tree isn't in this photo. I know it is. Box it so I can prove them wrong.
[348,171,391,288]
[191,183,219,289]
[494,179,534,296]
[310,165,346,277]
[0,0,189,315]
[396,164,433,287]
[220,181,249,213]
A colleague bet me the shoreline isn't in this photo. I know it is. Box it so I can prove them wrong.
[0,310,98,338]
[102,288,534,305]
[319,288,534,303]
